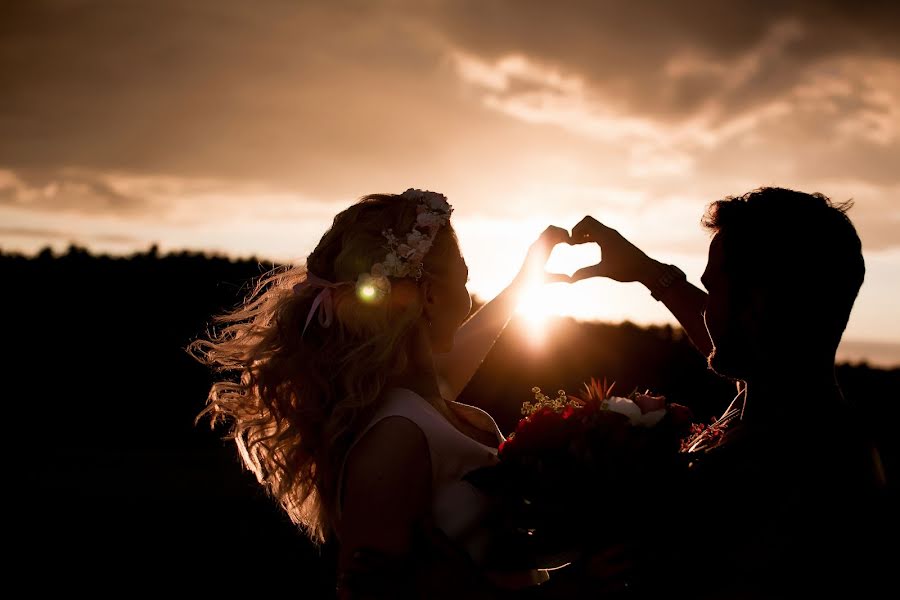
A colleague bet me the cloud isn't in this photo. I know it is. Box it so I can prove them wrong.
[427,0,900,118]
[0,0,482,197]
[450,51,699,176]
[429,3,900,252]
[3,1,896,189]
[0,163,381,263]
[447,32,899,181]
[0,168,154,215]
[0,166,355,226]
[0,225,140,245]
[1,0,898,255]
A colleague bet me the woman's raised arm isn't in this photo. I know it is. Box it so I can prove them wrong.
[434,226,571,403]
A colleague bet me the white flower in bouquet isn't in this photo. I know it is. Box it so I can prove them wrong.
[605,395,667,427]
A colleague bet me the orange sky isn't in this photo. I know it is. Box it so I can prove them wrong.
[1,1,898,365]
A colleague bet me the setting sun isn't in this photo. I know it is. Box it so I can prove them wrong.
[516,243,600,342]
[516,283,563,342]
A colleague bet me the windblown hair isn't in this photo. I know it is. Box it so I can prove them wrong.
[186,193,459,543]
[702,186,865,350]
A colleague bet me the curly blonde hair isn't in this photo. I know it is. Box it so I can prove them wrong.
[186,193,459,543]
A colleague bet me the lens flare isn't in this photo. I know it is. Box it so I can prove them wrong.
[358,284,377,301]
[356,272,391,303]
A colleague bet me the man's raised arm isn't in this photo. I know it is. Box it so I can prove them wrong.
[569,216,713,357]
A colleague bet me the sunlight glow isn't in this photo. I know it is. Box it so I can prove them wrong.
[516,282,563,343]
[515,244,601,343]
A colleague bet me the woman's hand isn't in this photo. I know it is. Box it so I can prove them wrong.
[569,216,663,286]
[513,225,574,287]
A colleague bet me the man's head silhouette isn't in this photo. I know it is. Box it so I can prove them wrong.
[700,187,865,381]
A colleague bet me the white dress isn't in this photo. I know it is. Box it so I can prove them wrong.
[337,387,549,587]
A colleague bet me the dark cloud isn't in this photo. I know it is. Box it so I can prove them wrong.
[0,168,153,215]
[426,0,900,120]
[0,0,465,191]
[0,0,897,253]
[1,1,897,186]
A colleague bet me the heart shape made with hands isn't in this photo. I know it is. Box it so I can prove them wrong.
[544,239,601,279]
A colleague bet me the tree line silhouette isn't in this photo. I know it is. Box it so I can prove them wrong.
[7,244,896,594]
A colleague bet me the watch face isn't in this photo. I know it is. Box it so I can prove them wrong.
[661,267,676,285]
[652,265,685,300]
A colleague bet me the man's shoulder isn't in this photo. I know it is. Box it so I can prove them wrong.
[685,413,883,502]
[683,421,817,505]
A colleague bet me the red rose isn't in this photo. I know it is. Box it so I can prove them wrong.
[501,408,579,459]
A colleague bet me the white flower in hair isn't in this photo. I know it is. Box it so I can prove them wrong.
[382,252,405,276]
[416,211,444,230]
[403,188,452,215]
[356,188,454,301]
[428,196,448,211]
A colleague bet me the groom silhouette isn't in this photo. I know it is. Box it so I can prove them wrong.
[571,187,890,598]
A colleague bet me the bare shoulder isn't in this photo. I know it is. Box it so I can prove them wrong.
[344,416,431,489]
[340,416,433,553]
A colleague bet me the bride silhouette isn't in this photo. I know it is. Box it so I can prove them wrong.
[188,189,571,598]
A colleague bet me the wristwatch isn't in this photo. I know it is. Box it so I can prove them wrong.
[649,264,687,301]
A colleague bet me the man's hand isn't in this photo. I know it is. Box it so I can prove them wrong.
[569,216,663,286]
[569,217,714,356]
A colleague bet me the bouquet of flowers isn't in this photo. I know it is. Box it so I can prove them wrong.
[466,378,695,571]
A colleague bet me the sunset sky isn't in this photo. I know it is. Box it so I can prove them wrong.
[2,1,898,365]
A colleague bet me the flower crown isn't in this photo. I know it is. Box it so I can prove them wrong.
[356,188,453,301]
[293,188,453,337]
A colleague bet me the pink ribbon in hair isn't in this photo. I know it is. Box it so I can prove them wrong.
[292,273,353,337]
